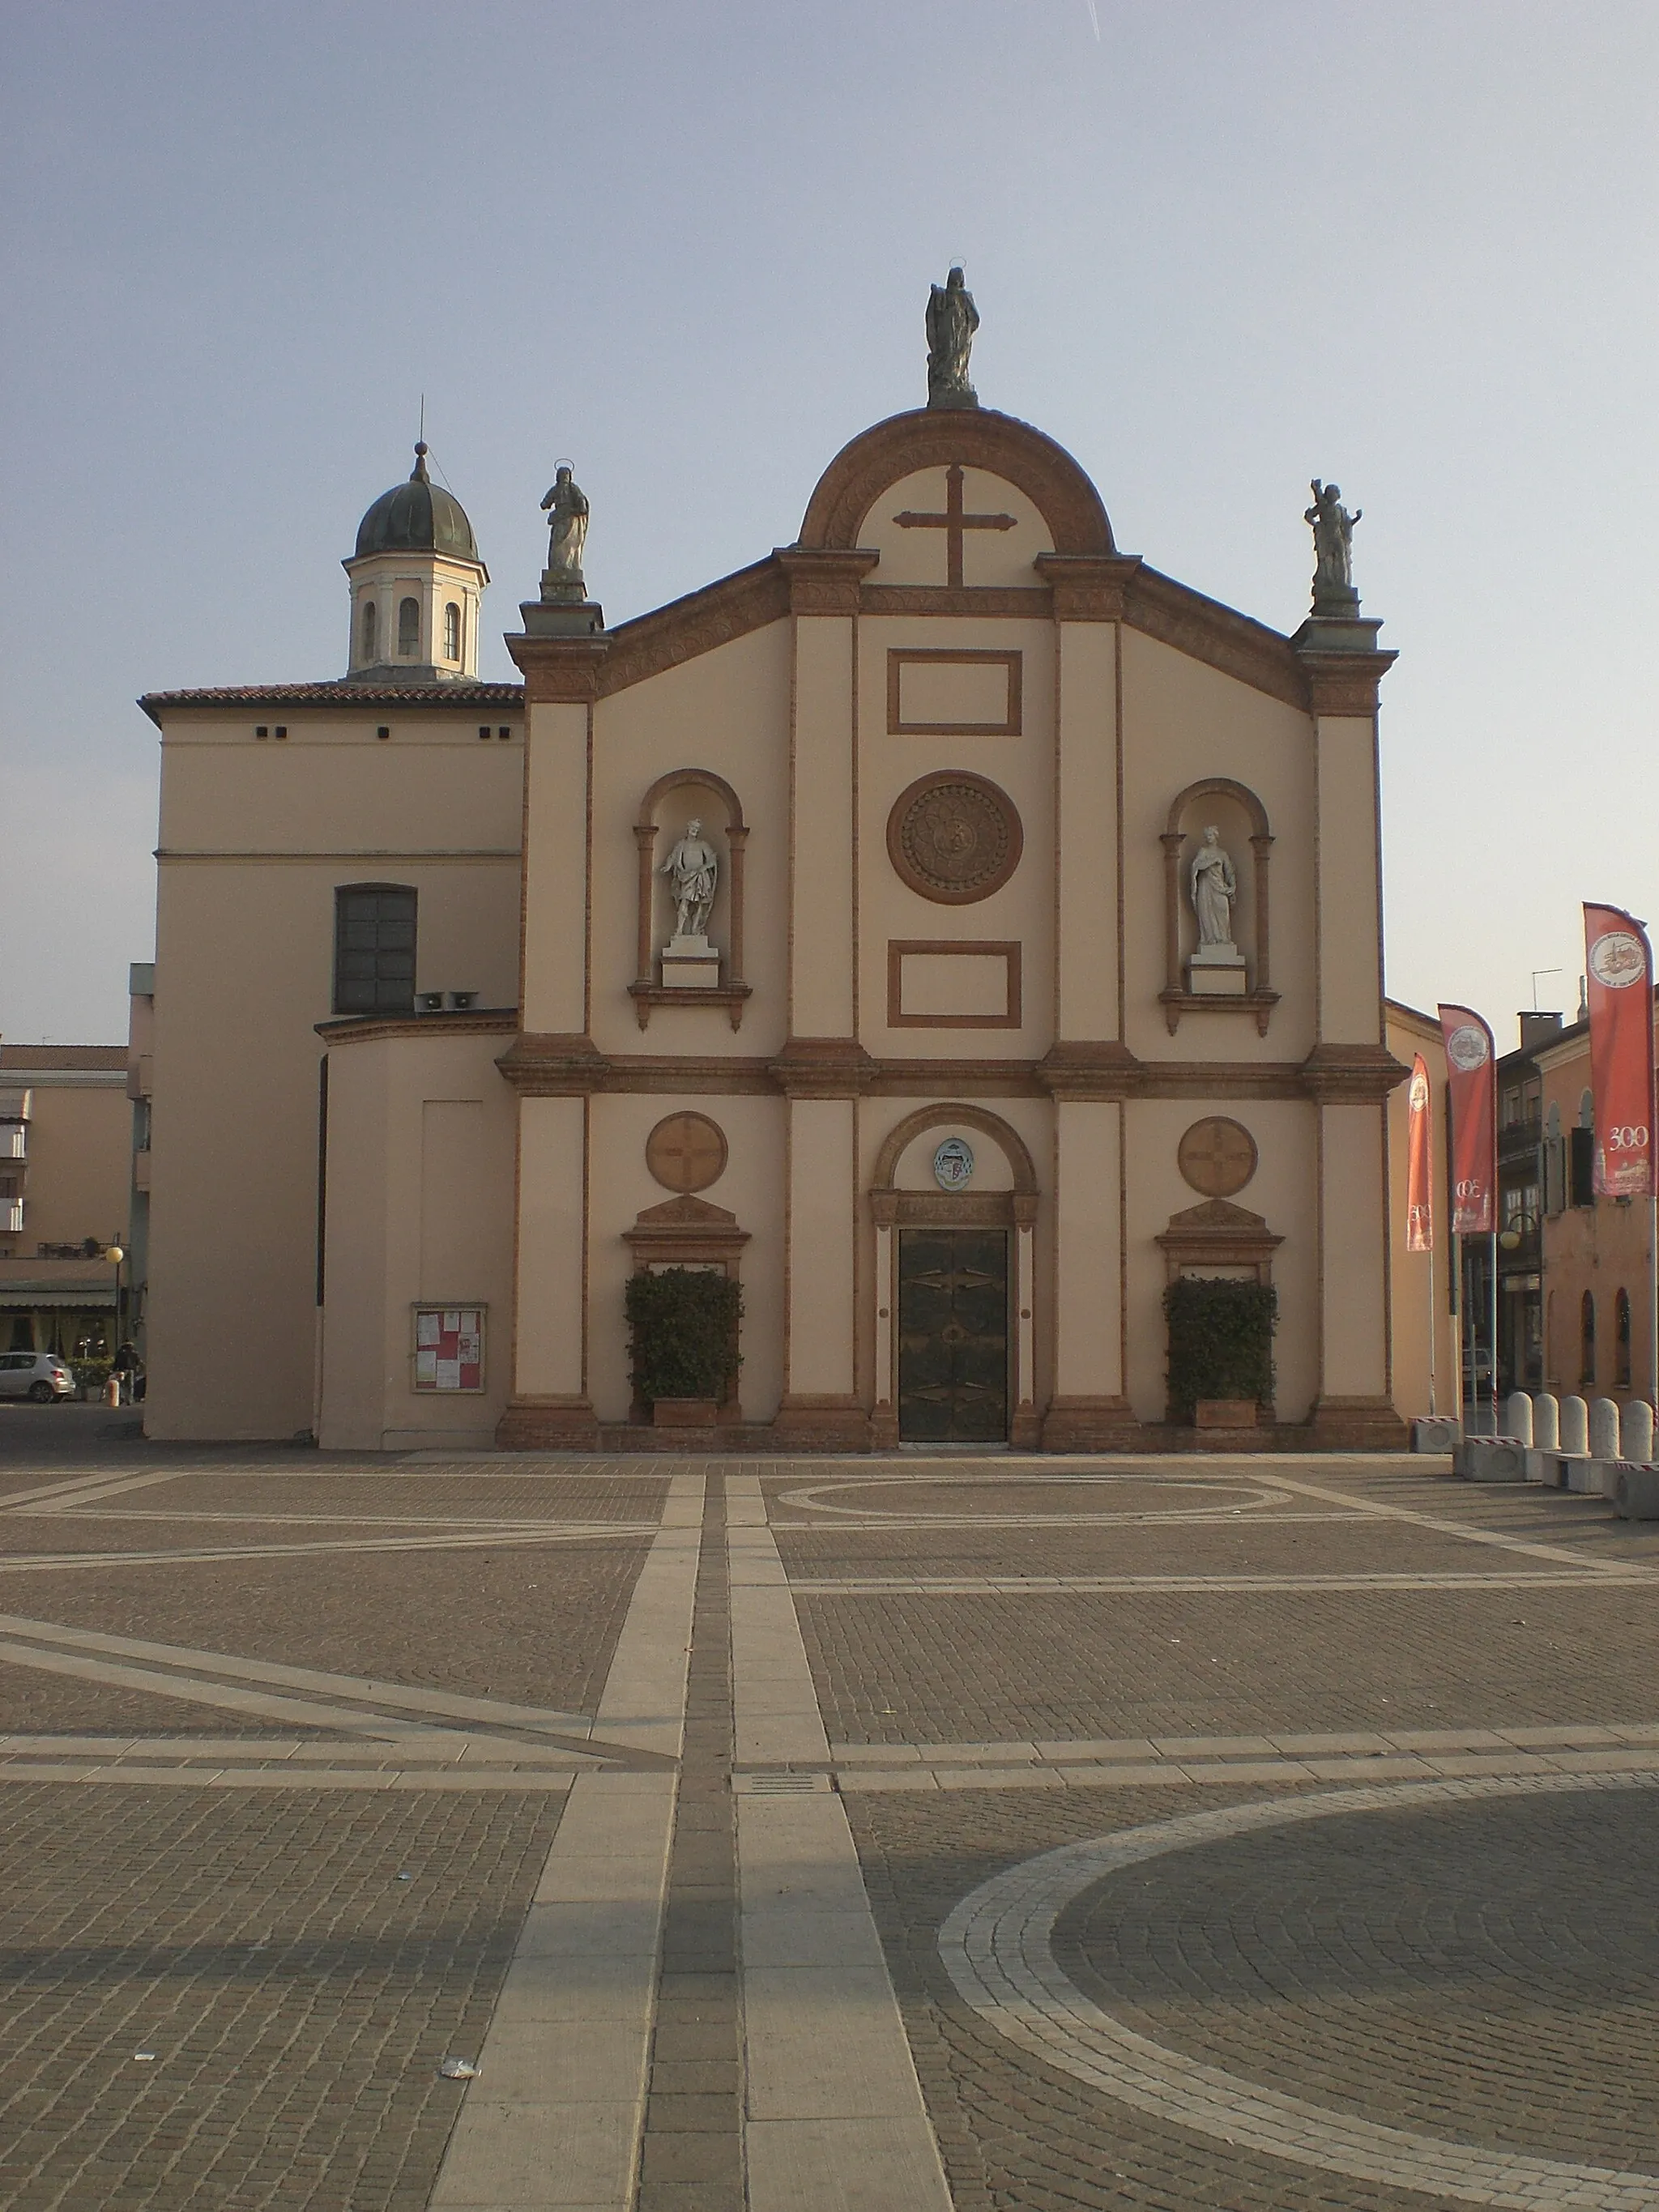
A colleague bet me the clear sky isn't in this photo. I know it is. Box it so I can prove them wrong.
[2,0,1655,1046]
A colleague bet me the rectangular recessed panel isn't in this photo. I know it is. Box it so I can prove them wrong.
[887,942,1021,1029]
[889,650,1021,735]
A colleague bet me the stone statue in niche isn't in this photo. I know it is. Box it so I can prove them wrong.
[925,266,980,410]
[1305,479,1361,615]
[658,818,721,989]
[539,462,590,601]
[1188,826,1247,996]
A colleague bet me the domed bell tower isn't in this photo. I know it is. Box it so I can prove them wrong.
[343,443,488,682]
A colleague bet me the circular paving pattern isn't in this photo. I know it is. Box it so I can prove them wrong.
[885,771,1023,903]
[940,1772,1659,2207]
[775,1476,1286,1522]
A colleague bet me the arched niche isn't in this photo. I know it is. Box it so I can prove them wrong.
[629,769,752,1030]
[1159,777,1278,1038]
[868,1102,1039,1449]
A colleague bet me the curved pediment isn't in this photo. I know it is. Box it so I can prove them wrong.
[797,408,1114,559]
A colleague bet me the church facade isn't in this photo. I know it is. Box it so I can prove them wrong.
[140,301,1411,1450]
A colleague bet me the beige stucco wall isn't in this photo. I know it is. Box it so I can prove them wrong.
[318,1031,517,1450]
[0,1076,130,1252]
[146,706,523,1439]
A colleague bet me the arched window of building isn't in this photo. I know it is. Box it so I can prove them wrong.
[333,884,417,1015]
[1616,1289,1632,1387]
[1579,1089,1595,1131]
[444,603,461,663]
[398,598,420,658]
[1580,1290,1597,1389]
[360,599,377,663]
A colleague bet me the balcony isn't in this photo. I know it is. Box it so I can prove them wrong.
[0,1126,25,1161]
[2,1200,21,1234]
[1497,1115,1542,1164]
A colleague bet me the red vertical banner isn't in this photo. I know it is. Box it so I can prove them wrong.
[1584,903,1656,1197]
[1438,1005,1496,1234]
[1405,1053,1434,1251]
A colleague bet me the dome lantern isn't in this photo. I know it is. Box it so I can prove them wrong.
[343,443,489,683]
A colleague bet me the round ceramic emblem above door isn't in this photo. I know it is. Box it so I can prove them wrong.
[645,1111,728,1194]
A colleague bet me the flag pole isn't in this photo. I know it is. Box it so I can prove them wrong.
[1451,1230,1463,1427]
[1489,1230,1499,1433]
[1427,1236,1437,1417]
[1649,1194,1657,1420]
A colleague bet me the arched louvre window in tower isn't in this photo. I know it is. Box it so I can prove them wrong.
[398,599,420,657]
[360,599,377,663]
[444,602,461,662]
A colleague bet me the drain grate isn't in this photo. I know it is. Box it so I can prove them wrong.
[732,1771,833,1796]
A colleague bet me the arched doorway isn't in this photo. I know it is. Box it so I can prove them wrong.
[868,1106,1038,1448]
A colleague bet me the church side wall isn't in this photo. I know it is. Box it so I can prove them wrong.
[145,709,522,1441]
[318,1033,518,1451]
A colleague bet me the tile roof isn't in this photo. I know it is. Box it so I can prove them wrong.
[139,681,524,724]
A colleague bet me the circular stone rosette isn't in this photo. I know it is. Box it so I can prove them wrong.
[886,771,1023,905]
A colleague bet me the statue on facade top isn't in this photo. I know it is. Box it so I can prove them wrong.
[1305,479,1362,615]
[926,266,980,410]
[539,462,590,601]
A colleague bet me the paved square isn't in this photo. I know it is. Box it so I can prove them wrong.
[1,1410,1657,2207]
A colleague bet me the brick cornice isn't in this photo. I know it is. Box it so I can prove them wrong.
[317,1010,517,1048]
[1296,650,1398,716]
[775,548,879,615]
[505,633,611,704]
[495,1032,611,1094]
[1037,1041,1145,1099]
[1124,568,1309,711]
[1033,552,1144,622]
[1299,1041,1411,1103]
[766,1037,877,1097]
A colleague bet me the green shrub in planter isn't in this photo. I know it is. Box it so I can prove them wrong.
[625,1268,742,1408]
[1163,1277,1277,1419]
[72,1358,113,1401]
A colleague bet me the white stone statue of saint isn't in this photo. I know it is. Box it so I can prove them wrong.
[539,462,589,603]
[659,819,719,943]
[1190,827,1238,949]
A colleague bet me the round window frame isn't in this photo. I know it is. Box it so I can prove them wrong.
[885,769,1024,906]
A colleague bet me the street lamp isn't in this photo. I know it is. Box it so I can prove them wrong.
[103,1246,124,1367]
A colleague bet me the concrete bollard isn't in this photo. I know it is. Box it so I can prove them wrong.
[1532,1393,1559,1450]
[1621,1399,1655,1465]
[1589,1397,1621,1462]
[1559,1396,1589,1455]
[1614,1464,1659,1519]
[104,1373,121,1408]
[1502,1392,1533,1445]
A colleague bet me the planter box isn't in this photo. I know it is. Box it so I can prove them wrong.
[1193,1399,1257,1430]
[652,1397,719,1428]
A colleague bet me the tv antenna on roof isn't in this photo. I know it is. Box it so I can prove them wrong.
[1530,966,1562,1012]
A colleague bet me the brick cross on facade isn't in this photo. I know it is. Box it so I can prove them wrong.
[893,464,1016,587]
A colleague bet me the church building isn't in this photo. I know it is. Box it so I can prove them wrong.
[139,279,1411,1450]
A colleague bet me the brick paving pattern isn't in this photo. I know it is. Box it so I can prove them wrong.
[0,1783,565,2211]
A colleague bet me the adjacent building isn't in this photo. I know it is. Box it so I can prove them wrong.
[0,1042,132,1357]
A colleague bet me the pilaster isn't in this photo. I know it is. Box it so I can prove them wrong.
[1040,1097,1140,1449]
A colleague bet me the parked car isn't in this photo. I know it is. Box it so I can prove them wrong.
[0,1351,75,1402]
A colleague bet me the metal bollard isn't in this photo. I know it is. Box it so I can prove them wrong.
[1559,1396,1589,1455]
[1532,1393,1559,1451]
[1502,1392,1533,1446]
[1621,1399,1655,1466]
[1589,1397,1621,1462]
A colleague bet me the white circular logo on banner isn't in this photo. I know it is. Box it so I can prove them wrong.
[1408,1068,1430,1110]
[1589,930,1646,989]
[932,1137,975,1191]
[1446,1024,1489,1072]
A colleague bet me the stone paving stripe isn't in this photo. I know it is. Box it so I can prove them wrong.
[0,1609,595,1735]
[728,1477,830,1766]
[940,1768,1659,2210]
[788,1569,1647,1592]
[429,1475,702,2210]
[0,1525,638,1571]
[727,1479,950,2212]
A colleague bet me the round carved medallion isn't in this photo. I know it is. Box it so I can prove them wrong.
[886,771,1023,904]
[1177,1116,1258,1198]
[645,1111,728,1195]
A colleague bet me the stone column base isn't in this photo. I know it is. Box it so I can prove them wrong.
[1304,1396,1409,1450]
[1039,1396,1145,1451]
[771,1395,872,1451]
[495,1396,601,1451]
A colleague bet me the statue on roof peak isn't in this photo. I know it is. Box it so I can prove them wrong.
[926,266,979,411]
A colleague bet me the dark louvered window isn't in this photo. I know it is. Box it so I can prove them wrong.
[334,884,416,1014]
[398,597,420,656]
